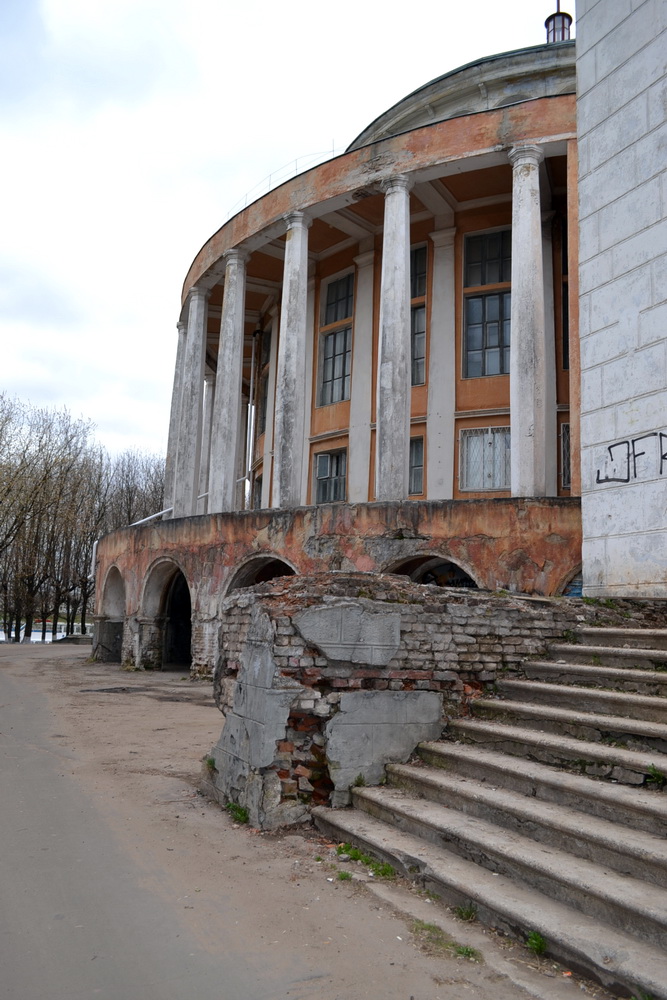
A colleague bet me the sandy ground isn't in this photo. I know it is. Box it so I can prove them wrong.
[0,643,617,1000]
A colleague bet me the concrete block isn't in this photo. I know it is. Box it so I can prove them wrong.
[597,178,661,252]
[293,601,400,665]
[648,76,667,129]
[325,691,442,793]
[613,218,667,280]
[584,95,647,172]
[594,7,658,80]
[581,325,627,367]
[578,247,614,294]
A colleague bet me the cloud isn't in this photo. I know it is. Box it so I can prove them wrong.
[0,259,83,325]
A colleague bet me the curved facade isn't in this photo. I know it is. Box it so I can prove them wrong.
[95,40,582,671]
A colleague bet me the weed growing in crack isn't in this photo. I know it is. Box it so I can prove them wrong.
[526,931,547,956]
[454,902,478,922]
[225,802,249,824]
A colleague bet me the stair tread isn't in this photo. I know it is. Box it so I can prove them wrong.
[526,660,667,681]
[475,697,667,735]
[497,678,667,706]
[353,785,667,921]
[386,762,667,863]
[450,716,667,768]
[418,740,667,819]
[313,805,667,999]
[549,642,667,660]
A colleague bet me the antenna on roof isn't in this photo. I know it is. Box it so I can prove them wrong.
[545,1,572,43]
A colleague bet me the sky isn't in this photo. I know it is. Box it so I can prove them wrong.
[0,0,575,456]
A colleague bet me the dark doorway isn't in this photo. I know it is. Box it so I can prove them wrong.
[162,571,191,668]
[391,556,478,589]
[228,557,295,592]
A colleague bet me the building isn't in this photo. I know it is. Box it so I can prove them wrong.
[576,0,667,598]
[94,23,584,671]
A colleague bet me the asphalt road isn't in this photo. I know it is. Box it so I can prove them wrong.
[0,662,319,1000]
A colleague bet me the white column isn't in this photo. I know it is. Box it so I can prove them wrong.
[272,212,311,508]
[197,372,215,514]
[508,145,547,497]
[427,228,456,499]
[173,286,209,517]
[208,248,247,513]
[348,250,374,502]
[299,275,316,505]
[376,176,412,501]
[163,319,187,515]
[542,212,558,496]
[261,312,278,508]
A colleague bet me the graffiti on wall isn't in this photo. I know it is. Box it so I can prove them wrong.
[596,431,667,485]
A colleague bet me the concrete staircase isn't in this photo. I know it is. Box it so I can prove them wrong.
[313,627,667,998]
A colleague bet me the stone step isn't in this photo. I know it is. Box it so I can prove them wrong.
[576,627,667,650]
[473,697,667,754]
[448,716,667,785]
[417,740,667,834]
[548,642,667,669]
[385,761,667,886]
[350,785,667,947]
[521,658,667,695]
[496,678,667,721]
[311,805,667,1000]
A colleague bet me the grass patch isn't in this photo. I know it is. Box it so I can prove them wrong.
[337,870,353,881]
[204,755,217,773]
[226,802,249,824]
[646,764,666,790]
[526,930,547,956]
[411,921,480,962]
[336,842,395,879]
[454,902,478,922]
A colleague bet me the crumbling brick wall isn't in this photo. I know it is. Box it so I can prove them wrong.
[204,572,667,829]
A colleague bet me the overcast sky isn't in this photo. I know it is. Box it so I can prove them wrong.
[0,0,574,456]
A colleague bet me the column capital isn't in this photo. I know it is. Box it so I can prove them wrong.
[381,174,413,195]
[223,247,248,267]
[353,250,375,269]
[176,319,187,336]
[188,284,211,305]
[508,144,544,169]
[429,226,456,249]
[283,210,312,232]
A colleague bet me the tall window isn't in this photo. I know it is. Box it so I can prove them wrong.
[256,329,271,436]
[464,230,511,378]
[320,274,353,405]
[460,427,511,491]
[410,246,427,385]
[409,437,424,495]
[315,450,347,503]
[561,422,571,490]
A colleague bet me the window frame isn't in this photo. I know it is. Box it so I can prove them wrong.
[463,229,512,380]
[410,245,427,386]
[314,449,347,503]
[318,272,354,408]
[409,437,424,496]
[459,426,511,492]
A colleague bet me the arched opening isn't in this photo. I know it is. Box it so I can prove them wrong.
[96,566,126,662]
[560,569,583,597]
[389,555,479,589]
[227,556,296,593]
[162,570,192,668]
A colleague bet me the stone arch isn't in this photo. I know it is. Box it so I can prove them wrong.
[95,566,126,662]
[226,554,296,594]
[557,566,583,597]
[140,559,192,670]
[101,565,126,619]
[386,554,480,589]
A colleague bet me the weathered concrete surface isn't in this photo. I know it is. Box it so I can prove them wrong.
[326,690,442,805]
[293,602,400,666]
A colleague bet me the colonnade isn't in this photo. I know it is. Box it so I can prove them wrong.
[166,145,556,518]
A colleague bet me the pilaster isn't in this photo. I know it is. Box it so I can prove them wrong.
[348,250,375,501]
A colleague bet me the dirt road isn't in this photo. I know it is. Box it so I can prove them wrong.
[0,644,612,1000]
